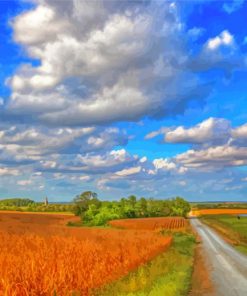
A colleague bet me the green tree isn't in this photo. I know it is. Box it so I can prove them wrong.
[170,197,190,217]
[73,191,100,216]
[128,195,137,208]
[135,197,148,217]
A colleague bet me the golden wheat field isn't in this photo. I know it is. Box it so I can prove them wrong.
[109,217,187,230]
[191,209,247,216]
[0,212,172,296]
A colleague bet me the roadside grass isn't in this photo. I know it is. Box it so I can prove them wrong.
[201,215,247,255]
[94,232,196,296]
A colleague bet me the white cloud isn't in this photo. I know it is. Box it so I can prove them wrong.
[145,127,171,140]
[115,166,141,177]
[206,30,234,50]
[176,145,247,169]
[4,0,216,127]
[40,160,57,169]
[74,149,138,174]
[0,167,20,176]
[232,123,247,139]
[146,118,231,145]
[39,78,150,125]
[165,118,231,144]
[17,179,32,186]
[0,125,128,168]
[79,175,91,181]
[153,158,176,171]
[140,156,147,163]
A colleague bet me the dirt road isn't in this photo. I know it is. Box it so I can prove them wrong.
[190,218,247,296]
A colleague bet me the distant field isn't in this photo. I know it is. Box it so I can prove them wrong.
[0,209,74,215]
[191,209,247,216]
[0,212,195,296]
[201,214,247,254]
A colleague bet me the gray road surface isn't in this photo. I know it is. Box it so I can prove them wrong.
[190,218,247,296]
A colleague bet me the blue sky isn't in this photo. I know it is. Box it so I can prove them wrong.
[0,0,247,202]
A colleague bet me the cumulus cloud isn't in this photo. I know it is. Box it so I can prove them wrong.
[147,119,247,173]
[153,158,176,171]
[0,125,128,165]
[73,149,138,174]
[231,123,247,139]
[3,0,222,127]
[188,30,243,76]
[146,118,231,145]
[145,127,171,140]
[165,118,231,145]
[206,31,234,51]
[115,166,142,177]
[175,145,247,170]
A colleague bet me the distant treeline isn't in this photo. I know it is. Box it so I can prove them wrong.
[192,202,247,210]
[0,198,34,207]
[0,198,73,212]
[72,191,191,226]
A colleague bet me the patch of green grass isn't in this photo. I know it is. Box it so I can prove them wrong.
[94,232,196,296]
[235,245,247,255]
[67,221,111,228]
[201,215,247,254]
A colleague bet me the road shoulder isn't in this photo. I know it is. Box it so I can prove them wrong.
[189,221,215,296]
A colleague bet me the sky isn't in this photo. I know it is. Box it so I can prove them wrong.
[0,0,247,202]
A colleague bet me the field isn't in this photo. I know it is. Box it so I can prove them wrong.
[109,217,187,230]
[190,208,247,216]
[0,212,179,296]
[201,214,247,254]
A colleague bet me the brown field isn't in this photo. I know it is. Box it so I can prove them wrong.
[109,217,187,230]
[193,209,247,216]
[0,212,172,296]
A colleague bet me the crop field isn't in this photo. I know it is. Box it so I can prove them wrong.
[109,217,187,230]
[191,209,247,216]
[0,212,172,296]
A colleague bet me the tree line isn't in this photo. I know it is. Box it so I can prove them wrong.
[73,191,191,226]
[0,198,73,212]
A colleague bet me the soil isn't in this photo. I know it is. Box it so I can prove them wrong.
[189,237,215,296]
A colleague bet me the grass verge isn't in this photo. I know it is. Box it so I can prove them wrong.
[201,215,247,255]
[94,232,196,296]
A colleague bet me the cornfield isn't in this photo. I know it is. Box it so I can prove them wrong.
[109,217,187,230]
[0,213,172,296]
